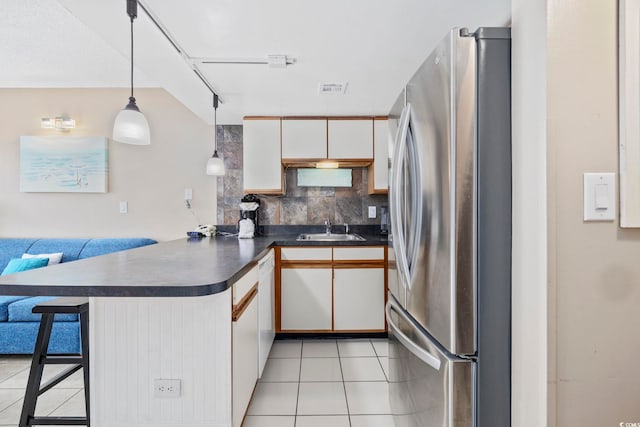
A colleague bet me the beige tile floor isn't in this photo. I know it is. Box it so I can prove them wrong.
[0,338,393,427]
[245,338,394,427]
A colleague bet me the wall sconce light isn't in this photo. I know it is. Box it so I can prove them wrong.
[41,117,76,131]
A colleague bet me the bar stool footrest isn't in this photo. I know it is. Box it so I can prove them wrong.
[40,355,83,365]
[29,416,88,425]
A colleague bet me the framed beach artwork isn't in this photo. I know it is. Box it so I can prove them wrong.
[20,136,108,193]
[620,0,640,227]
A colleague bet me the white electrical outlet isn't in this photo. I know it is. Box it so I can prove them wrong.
[119,201,128,214]
[184,188,193,200]
[154,379,181,398]
[368,206,376,218]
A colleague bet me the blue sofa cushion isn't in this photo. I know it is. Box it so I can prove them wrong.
[79,238,156,259]
[0,321,80,354]
[1,257,49,275]
[0,238,158,272]
[8,297,78,322]
[0,296,29,322]
[0,239,39,273]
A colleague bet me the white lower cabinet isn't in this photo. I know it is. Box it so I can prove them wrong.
[333,267,386,330]
[281,267,333,330]
[232,290,258,427]
[278,246,387,333]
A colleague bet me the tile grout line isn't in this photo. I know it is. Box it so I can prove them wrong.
[0,364,30,388]
[293,340,303,427]
[46,388,84,417]
[375,353,389,382]
[0,394,22,415]
[0,363,30,415]
[336,340,353,427]
[371,338,390,382]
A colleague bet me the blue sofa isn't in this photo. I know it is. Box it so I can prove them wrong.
[0,238,157,354]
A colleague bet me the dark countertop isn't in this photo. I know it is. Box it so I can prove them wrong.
[0,234,388,298]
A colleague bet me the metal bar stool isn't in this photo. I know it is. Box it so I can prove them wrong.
[19,297,90,427]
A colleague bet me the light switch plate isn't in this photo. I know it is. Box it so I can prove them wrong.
[583,173,615,221]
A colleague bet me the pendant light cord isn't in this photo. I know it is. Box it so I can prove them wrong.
[213,94,219,153]
[130,16,134,100]
[126,0,137,102]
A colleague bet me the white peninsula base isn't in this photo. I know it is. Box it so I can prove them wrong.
[89,290,232,427]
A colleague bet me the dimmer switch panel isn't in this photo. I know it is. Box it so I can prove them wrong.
[583,173,615,221]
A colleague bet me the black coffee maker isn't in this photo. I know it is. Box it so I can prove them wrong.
[238,194,260,237]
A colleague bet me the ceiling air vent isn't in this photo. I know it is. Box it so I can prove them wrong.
[318,82,348,95]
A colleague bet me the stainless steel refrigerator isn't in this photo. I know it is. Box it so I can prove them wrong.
[386,28,511,427]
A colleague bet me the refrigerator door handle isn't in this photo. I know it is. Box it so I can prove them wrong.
[404,125,423,284]
[390,104,412,289]
[386,300,441,371]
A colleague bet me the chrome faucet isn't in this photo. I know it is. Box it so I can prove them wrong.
[324,219,331,234]
[343,223,349,234]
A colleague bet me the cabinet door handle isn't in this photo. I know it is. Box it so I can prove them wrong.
[233,284,258,321]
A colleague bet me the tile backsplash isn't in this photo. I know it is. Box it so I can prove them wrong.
[216,125,388,226]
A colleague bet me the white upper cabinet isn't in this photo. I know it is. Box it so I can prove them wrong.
[281,119,327,159]
[327,119,373,159]
[242,118,283,194]
[368,118,390,194]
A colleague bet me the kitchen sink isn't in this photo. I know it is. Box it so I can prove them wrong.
[296,233,366,242]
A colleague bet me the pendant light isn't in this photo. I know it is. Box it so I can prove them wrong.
[113,0,151,145]
[206,94,225,176]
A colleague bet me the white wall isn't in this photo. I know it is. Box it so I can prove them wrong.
[514,0,640,425]
[0,88,217,241]
[511,0,548,426]
[547,0,640,425]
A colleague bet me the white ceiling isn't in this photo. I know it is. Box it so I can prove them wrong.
[1,0,511,124]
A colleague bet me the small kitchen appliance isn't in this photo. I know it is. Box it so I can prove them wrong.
[238,194,260,238]
[380,206,389,235]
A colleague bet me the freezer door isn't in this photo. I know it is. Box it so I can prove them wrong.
[387,298,474,427]
[403,29,477,356]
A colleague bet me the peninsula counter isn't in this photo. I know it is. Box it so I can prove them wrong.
[0,235,387,427]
